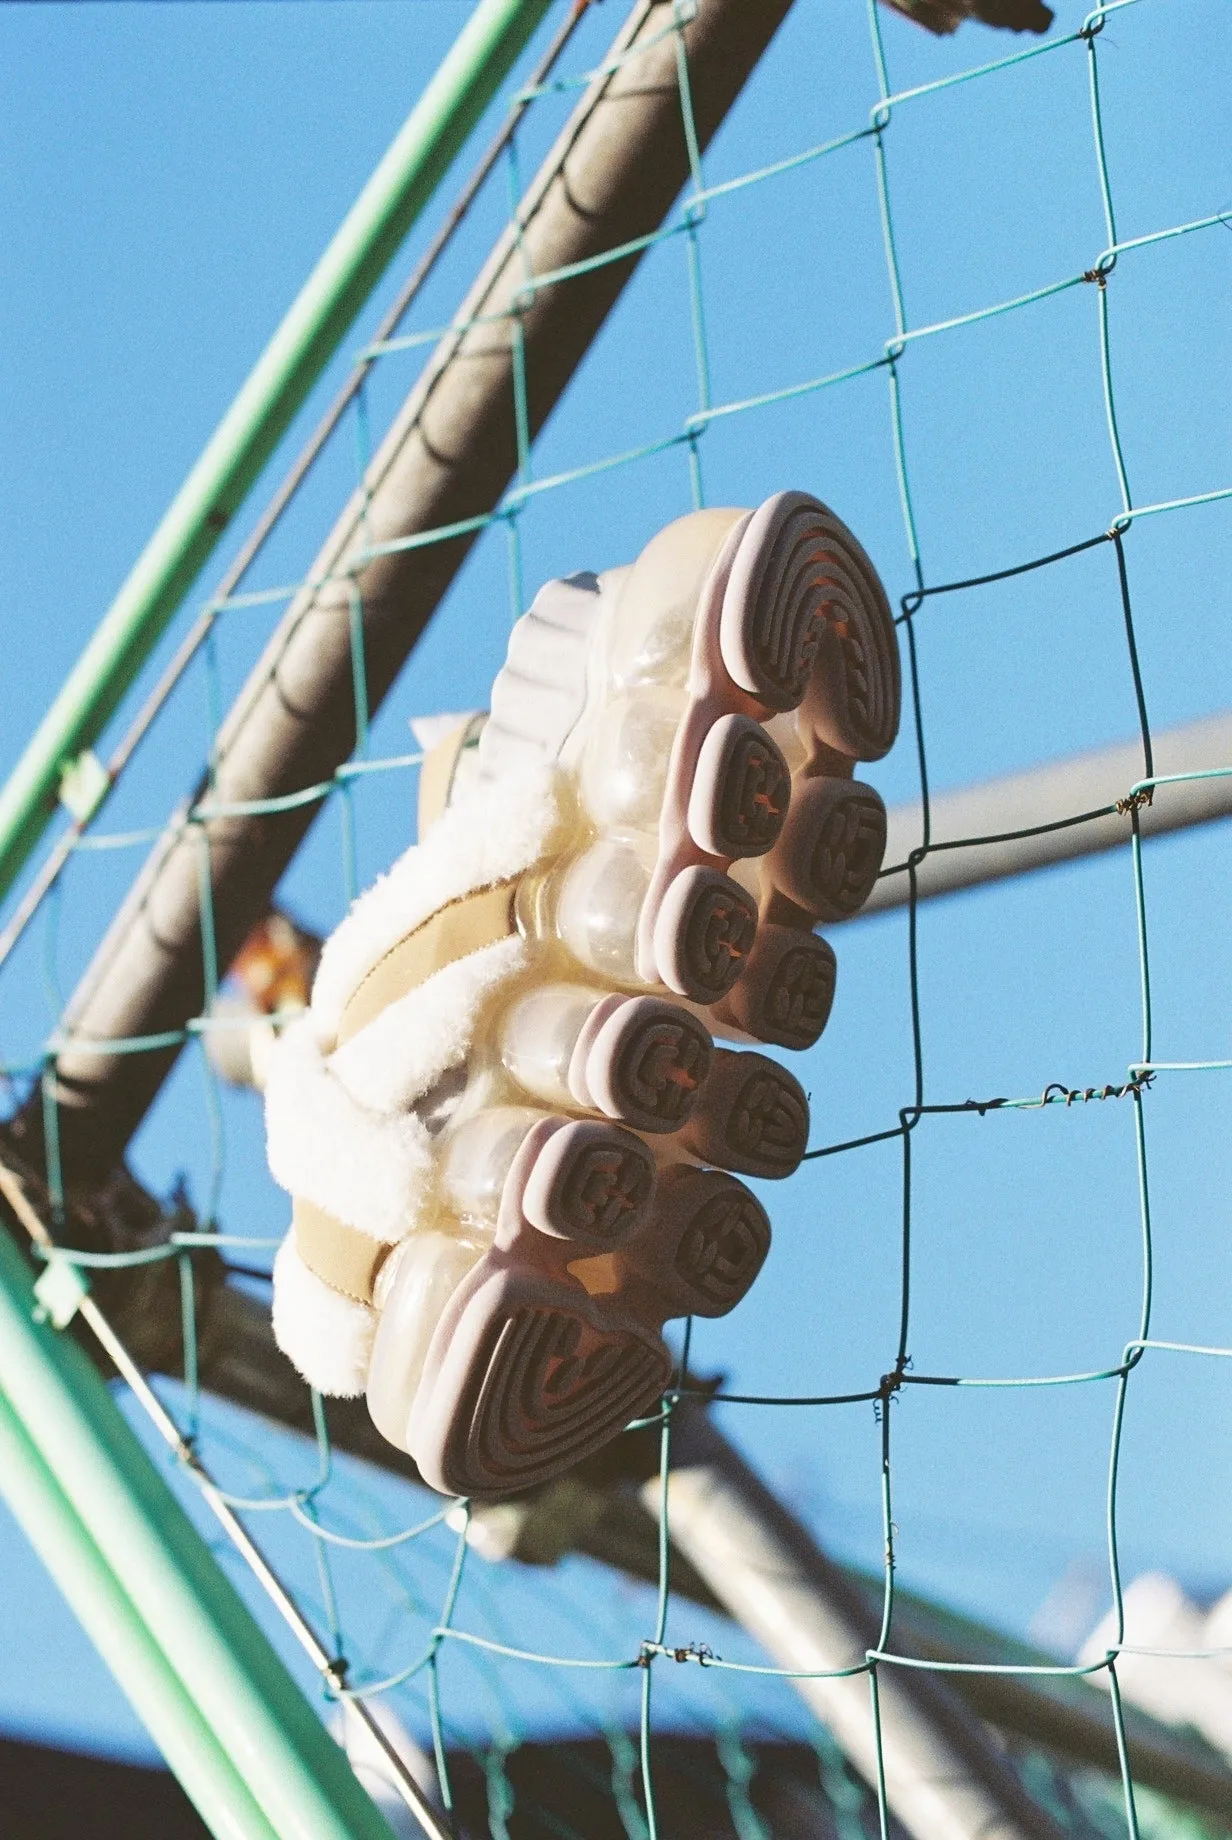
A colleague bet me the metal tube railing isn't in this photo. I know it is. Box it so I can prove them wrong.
[0,1392,283,1840]
[0,1222,401,1840]
[857,711,1232,919]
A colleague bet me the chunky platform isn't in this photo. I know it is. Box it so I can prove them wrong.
[396,1131,771,1496]
[265,490,900,1498]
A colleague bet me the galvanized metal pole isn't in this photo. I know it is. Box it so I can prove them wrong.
[851,711,1232,921]
[0,0,553,909]
[0,1224,400,1840]
[30,0,800,1185]
[651,1407,1067,1840]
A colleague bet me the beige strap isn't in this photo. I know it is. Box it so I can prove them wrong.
[337,878,519,1046]
[303,796,519,1302]
[294,1197,391,1305]
[301,875,519,1303]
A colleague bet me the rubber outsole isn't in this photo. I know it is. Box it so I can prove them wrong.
[521,1119,656,1247]
[570,994,713,1135]
[678,1049,809,1180]
[407,1134,771,1496]
[722,492,900,759]
[652,866,759,1003]
[768,777,888,923]
[687,714,791,859]
[714,924,838,1053]
[635,492,896,1042]
[419,1288,671,1497]
[294,491,900,1499]
[640,1166,772,1320]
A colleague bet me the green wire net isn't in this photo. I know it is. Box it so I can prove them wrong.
[2,2,1230,1835]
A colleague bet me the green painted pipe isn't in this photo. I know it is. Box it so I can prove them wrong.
[0,0,552,908]
[0,1391,283,1840]
[0,1226,397,1840]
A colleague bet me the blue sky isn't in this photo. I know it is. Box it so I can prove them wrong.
[1,0,1229,1770]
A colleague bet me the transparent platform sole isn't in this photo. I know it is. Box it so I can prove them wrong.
[290,493,900,1496]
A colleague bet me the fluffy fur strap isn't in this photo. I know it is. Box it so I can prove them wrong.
[311,763,564,1042]
[266,932,526,1244]
[271,1237,375,1398]
[265,763,566,1394]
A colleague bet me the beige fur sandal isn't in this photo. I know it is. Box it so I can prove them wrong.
[265,492,899,1497]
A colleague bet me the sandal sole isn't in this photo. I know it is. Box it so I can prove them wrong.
[677,1049,809,1179]
[571,994,714,1135]
[520,1118,656,1247]
[767,776,888,923]
[636,1166,772,1319]
[638,492,899,1012]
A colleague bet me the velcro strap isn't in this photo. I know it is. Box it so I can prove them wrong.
[337,877,519,1046]
[298,877,520,1305]
[294,1197,391,1305]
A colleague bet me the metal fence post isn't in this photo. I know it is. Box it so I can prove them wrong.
[0,1224,399,1840]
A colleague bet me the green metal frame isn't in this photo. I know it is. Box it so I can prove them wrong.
[0,1395,282,1840]
[0,6,557,1831]
[0,0,552,908]
[0,1225,395,1840]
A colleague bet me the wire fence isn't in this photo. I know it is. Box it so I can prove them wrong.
[2,0,1230,1834]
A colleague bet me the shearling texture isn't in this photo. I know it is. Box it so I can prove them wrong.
[271,1237,375,1397]
[311,763,565,1042]
[266,932,527,1237]
[266,761,566,1393]
[330,932,527,1114]
[265,1013,435,1244]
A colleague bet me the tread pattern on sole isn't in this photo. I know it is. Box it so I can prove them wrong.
[441,1303,670,1496]
[724,507,826,711]
[637,491,899,1027]
[680,1051,809,1179]
[521,1122,656,1247]
[688,714,791,860]
[640,1169,772,1319]
[654,866,759,1002]
[722,493,901,759]
[716,925,838,1052]
[591,1002,713,1133]
[770,778,887,922]
[676,1192,768,1313]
